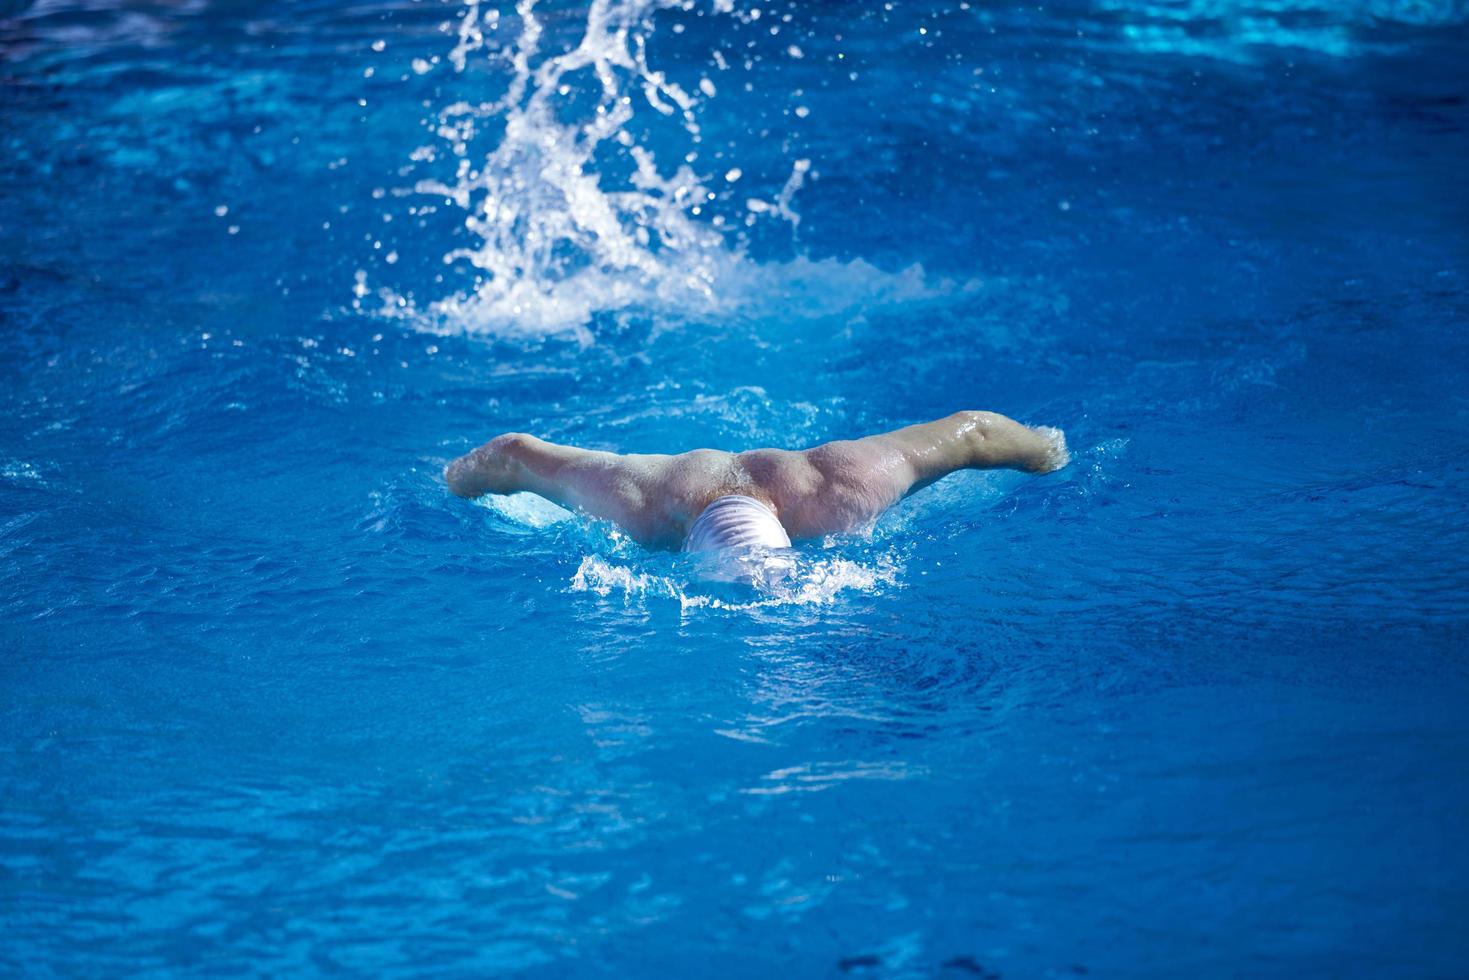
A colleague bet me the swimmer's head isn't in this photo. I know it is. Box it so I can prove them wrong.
[684,495,791,553]
[684,495,795,587]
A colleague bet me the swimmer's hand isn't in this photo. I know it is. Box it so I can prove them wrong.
[444,433,532,497]
[1027,426,1070,474]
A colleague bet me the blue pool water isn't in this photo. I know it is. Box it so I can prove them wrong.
[3,0,1469,974]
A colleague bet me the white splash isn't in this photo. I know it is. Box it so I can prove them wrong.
[374,0,960,337]
[569,551,901,612]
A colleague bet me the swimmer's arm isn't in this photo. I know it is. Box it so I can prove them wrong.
[445,434,672,545]
[857,410,1067,497]
[777,412,1066,539]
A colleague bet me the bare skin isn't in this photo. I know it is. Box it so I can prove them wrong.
[444,411,1068,551]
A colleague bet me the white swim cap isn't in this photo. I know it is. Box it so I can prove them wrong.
[684,495,791,553]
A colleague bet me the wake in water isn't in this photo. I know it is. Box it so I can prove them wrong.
[569,551,903,613]
[473,491,902,611]
[366,0,962,337]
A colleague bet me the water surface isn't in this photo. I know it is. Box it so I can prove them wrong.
[2,0,1468,974]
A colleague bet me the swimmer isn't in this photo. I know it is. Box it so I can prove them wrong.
[444,411,1068,553]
